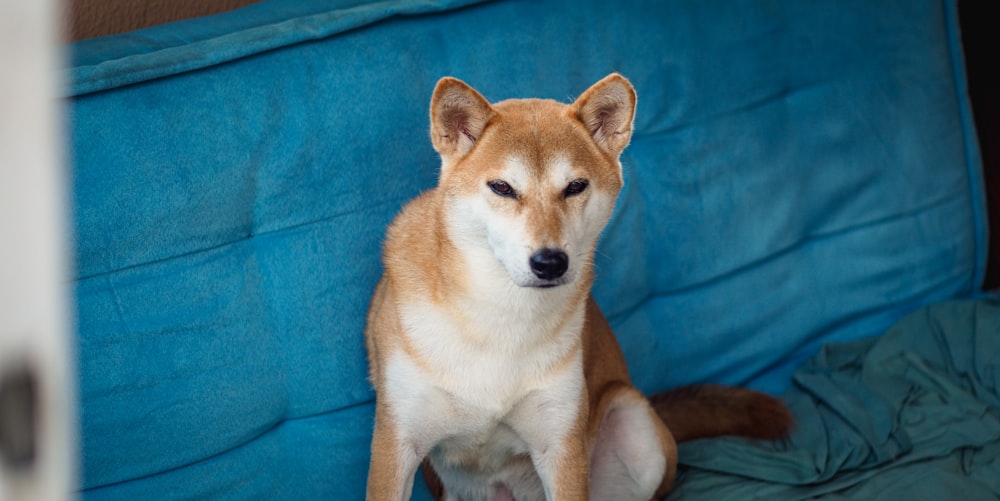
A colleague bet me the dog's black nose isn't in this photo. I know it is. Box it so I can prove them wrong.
[529,248,569,280]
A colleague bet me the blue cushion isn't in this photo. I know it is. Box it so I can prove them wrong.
[68,0,985,497]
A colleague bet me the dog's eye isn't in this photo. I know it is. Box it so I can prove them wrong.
[488,180,517,199]
[564,179,589,197]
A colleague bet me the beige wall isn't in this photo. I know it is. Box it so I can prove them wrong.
[66,0,262,41]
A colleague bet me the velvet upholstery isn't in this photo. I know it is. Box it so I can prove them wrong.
[67,0,985,497]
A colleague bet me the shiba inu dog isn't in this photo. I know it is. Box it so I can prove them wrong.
[364,74,792,501]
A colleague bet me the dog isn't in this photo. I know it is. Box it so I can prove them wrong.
[364,73,792,501]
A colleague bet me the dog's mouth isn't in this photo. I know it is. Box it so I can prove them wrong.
[522,276,570,289]
[505,272,570,290]
[532,282,564,289]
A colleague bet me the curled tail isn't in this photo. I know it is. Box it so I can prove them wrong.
[649,384,793,443]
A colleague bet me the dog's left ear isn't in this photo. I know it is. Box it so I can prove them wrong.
[569,73,637,156]
[430,77,495,166]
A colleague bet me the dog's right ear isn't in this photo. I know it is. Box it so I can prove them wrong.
[430,77,495,165]
[569,73,636,157]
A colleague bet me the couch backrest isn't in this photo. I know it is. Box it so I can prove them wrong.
[68,0,985,497]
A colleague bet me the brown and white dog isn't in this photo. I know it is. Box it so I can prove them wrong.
[364,74,792,501]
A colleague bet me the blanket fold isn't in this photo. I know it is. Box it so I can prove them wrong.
[669,296,1000,499]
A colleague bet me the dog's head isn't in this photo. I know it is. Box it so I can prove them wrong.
[429,74,636,289]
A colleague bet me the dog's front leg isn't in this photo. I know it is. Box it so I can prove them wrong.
[509,368,590,501]
[366,404,422,501]
[530,429,589,501]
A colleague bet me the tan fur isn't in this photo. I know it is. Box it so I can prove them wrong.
[365,74,792,501]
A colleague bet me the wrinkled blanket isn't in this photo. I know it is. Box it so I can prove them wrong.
[668,296,1000,500]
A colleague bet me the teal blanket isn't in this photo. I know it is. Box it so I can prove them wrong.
[669,297,1000,499]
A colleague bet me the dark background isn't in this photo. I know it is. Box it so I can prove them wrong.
[959,1,999,290]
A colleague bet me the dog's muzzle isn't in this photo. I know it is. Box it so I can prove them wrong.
[529,248,569,281]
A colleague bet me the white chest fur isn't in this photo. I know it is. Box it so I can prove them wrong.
[381,287,586,496]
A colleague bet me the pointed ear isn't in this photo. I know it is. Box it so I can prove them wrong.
[429,77,495,162]
[569,73,637,156]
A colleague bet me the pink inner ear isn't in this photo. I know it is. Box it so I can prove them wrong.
[459,123,478,144]
[587,105,626,149]
[438,98,485,147]
[589,110,612,143]
[439,108,468,142]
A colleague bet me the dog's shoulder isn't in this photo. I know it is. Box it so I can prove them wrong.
[380,188,458,301]
[384,189,442,254]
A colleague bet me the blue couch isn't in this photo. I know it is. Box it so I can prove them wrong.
[68,0,996,498]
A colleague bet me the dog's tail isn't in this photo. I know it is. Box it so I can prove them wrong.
[649,384,793,443]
